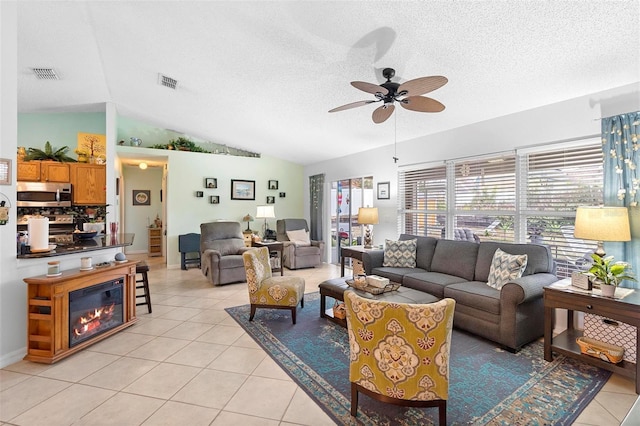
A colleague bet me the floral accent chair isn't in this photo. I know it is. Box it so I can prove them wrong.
[344,290,456,424]
[242,247,305,324]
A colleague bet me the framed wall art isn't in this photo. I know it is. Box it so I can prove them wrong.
[195,191,204,198]
[231,179,255,200]
[205,177,217,189]
[266,196,275,204]
[268,180,279,190]
[377,181,390,200]
[210,195,220,204]
[132,189,151,206]
[0,158,11,185]
[279,192,286,198]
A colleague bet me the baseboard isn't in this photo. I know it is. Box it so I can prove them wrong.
[0,346,27,369]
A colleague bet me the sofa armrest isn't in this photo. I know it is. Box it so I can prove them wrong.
[501,273,559,304]
[362,249,385,275]
[311,240,325,251]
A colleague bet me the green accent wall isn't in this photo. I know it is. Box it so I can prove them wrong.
[18,112,106,151]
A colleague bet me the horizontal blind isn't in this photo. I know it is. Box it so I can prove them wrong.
[454,156,516,212]
[398,165,447,237]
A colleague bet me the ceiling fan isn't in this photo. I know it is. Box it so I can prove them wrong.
[328,68,448,123]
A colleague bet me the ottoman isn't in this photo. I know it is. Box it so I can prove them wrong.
[319,277,440,327]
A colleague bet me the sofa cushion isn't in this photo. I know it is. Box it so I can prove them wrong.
[399,234,438,271]
[383,239,417,268]
[286,229,311,246]
[487,248,528,290]
[371,267,427,285]
[402,271,469,298]
[430,239,479,280]
[444,281,501,315]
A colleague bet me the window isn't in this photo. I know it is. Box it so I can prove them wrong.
[398,139,603,278]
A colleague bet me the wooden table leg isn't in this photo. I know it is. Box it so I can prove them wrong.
[544,305,553,361]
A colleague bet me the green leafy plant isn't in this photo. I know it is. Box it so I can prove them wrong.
[24,141,76,162]
[585,254,637,287]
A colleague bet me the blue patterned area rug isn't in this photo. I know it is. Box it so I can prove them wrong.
[226,292,611,425]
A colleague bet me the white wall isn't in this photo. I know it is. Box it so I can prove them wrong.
[123,165,164,253]
[305,83,640,260]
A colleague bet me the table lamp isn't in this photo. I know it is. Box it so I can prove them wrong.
[358,207,379,249]
[574,206,631,257]
[242,214,254,233]
[256,205,276,239]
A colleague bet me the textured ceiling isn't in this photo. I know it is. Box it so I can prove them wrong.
[16,1,640,165]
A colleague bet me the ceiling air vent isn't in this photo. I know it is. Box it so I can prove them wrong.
[158,74,178,90]
[32,68,59,80]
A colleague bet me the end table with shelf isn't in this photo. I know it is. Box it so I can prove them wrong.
[544,283,640,394]
[148,227,162,257]
[251,240,283,276]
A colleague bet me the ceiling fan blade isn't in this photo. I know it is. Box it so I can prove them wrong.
[398,76,448,96]
[400,96,445,113]
[351,81,389,96]
[372,104,395,123]
[328,100,376,113]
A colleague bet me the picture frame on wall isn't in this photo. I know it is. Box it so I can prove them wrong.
[0,158,11,185]
[195,191,204,198]
[279,192,286,198]
[210,195,220,204]
[205,177,217,189]
[377,181,390,200]
[231,179,255,200]
[266,196,275,204]
[132,189,151,206]
[268,180,279,190]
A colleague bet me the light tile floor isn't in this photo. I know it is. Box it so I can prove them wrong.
[0,255,636,425]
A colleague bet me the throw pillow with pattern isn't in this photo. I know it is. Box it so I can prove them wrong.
[487,248,528,290]
[383,239,417,268]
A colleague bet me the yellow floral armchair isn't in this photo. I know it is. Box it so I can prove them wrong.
[242,247,305,324]
[344,291,455,424]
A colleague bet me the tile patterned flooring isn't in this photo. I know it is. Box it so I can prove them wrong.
[1,255,636,425]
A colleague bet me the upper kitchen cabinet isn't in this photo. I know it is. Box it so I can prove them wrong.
[17,160,41,181]
[41,161,70,182]
[70,163,106,205]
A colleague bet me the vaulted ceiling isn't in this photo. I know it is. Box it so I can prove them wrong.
[16,1,640,165]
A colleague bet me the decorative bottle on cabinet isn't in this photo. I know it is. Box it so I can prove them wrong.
[148,227,162,257]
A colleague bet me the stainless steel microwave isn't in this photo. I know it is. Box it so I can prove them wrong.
[17,182,72,207]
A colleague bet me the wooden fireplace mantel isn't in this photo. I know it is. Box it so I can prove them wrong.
[23,261,139,364]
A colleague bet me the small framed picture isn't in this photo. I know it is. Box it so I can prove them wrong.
[279,192,286,198]
[266,196,275,204]
[209,195,219,204]
[0,158,11,185]
[268,180,279,190]
[377,181,390,200]
[205,178,217,189]
[231,179,255,200]
[195,191,204,198]
[133,189,151,206]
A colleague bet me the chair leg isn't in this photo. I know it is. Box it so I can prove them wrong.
[301,296,304,309]
[439,401,446,425]
[249,305,256,321]
[350,382,358,417]
[291,306,296,324]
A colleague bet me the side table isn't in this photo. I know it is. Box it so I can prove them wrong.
[252,241,283,276]
[544,284,640,394]
[341,245,371,277]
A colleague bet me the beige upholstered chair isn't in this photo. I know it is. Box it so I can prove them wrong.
[242,247,305,324]
[200,221,250,285]
[276,218,324,269]
[344,291,456,424]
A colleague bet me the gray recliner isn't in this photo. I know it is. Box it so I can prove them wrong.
[276,219,324,270]
[200,221,250,285]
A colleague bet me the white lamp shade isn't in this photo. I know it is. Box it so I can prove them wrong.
[256,205,275,219]
[574,206,631,242]
[357,207,379,225]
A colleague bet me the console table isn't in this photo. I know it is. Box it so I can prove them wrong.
[544,284,640,394]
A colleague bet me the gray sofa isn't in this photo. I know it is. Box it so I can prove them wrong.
[361,234,558,351]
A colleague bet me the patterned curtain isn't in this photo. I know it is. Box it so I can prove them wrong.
[602,111,640,288]
[309,174,324,242]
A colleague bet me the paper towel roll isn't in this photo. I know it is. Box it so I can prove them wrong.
[28,216,49,252]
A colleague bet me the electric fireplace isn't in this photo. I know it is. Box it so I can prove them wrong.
[69,278,124,347]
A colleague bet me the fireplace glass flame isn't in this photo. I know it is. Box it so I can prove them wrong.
[69,278,124,347]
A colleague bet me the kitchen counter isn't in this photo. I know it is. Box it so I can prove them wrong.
[17,233,134,259]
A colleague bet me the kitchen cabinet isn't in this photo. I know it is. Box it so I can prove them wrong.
[17,161,41,181]
[70,163,106,205]
[148,227,162,257]
[41,162,70,182]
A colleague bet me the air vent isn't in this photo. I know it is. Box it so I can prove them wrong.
[158,74,178,90]
[32,68,59,80]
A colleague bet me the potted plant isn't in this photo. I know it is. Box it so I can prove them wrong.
[585,254,637,297]
[24,141,76,162]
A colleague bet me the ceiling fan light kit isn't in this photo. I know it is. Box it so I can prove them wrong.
[329,67,447,123]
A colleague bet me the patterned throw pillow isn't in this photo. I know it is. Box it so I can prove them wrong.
[383,239,417,268]
[487,248,528,290]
